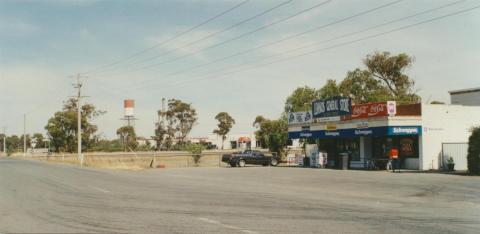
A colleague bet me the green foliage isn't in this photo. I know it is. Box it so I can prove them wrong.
[32,133,44,148]
[116,126,138,151]
[253,115,268,148]
[181,142,205,155]
[284,86,320,113]
[318,80,341,99]
[156,99,198,150]
[447,157,454,164]
[181,142,205,165]
[284,52,420,110]
[166,99,198,142]
[253,116,288,155]
[45,98,104,153]
[339,69,391,103]
[430,101,445,105]
[364,51,420,103]
[153,119,167,150]
[92,139,123,152]
[213,112,235,149]
[467,127,480,174]
[2,135,20,155]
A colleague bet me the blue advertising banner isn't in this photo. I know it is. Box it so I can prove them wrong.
[288,126,422,139]
[312,98,352,118]
[388,126,422,135]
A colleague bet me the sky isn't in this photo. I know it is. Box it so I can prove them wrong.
[1,0,479,139]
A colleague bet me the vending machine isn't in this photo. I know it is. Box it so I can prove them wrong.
[306,144,319,168]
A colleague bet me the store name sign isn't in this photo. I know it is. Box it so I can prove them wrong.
[312,98,351,118]
[288,111,312,125]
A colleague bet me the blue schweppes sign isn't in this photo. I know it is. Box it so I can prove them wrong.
[312,98,352,118]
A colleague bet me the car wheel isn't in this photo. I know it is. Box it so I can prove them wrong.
[230,162,236,167]
[270,158,279,166]
[262,163,268,167]
[238,160,246,167]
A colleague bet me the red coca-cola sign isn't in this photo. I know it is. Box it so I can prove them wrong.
[344,102,388,120]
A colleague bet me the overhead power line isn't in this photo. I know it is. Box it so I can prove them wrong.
[102,0,333,76]
[108,0,407,92]
[167,0,466,86]
[92,0,294,76]
[81,0,250,75]
[169,4,480,89]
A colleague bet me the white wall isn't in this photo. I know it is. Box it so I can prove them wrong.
[421,104,480,170]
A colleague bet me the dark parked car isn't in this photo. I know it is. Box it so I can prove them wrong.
[222,150,279,167]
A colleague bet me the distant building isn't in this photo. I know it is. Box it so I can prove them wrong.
[449,87,480,106]
[188,133,258,150]
[136,137,154,146]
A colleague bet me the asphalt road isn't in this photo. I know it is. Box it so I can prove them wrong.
[1,157,479,234]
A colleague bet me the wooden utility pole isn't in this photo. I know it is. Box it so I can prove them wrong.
[72,74,87,166]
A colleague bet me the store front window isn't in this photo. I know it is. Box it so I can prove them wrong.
[336,138,360,161]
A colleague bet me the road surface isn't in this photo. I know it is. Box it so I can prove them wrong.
[1,157,479,233]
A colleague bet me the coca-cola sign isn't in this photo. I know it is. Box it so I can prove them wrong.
[344,102,389,120]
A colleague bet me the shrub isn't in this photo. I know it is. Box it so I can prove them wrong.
[467,127,480,175]
[181,143,205,165]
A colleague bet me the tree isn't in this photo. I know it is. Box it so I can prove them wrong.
[253,116,288,156]
[155,99,198,150]
[467,127,480,175]
[45,98,104,153]
[4,135,20,154]
[318,79,341,99]
[253,115,268,148]
[19,134,31,149]
[213,112,235,149]
[339,69,391,104]
[165,99,198,144]
[310,52,420,105]
[32,133,44,148]
[153,118,168,151]
[0,133,5,153]
[284,86,320,113]
[364,51,420,103]
[116,126,138,151]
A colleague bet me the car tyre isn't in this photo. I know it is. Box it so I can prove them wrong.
[270,158,279,166]
[238,159,246,168]
[230,162,236,167]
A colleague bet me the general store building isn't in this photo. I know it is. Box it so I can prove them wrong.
[288,96,480,170]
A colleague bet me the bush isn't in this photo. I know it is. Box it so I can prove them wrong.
[181,143,205,165]
[467,127,480,174]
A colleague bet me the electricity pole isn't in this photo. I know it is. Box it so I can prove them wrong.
[23,114,26,157]
[72,74,87,166]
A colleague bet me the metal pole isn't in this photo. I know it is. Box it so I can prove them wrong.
[23,114,26,157]
[76,75,83,166]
